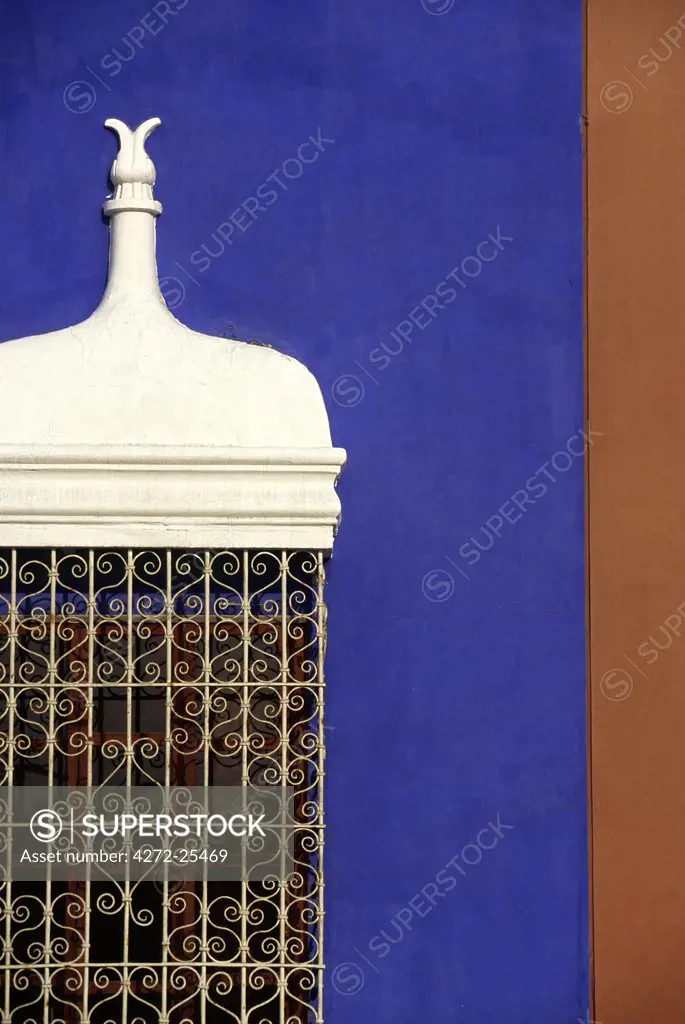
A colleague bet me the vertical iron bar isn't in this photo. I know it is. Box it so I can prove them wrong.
[316,552,325,1024]
[81,549,95,1023]
[42,550,57,1024]
[201,549,211,1022]
[3,550,16,1023]
[241,550,249,1024]
[161,548,172,1024]
[280,551,288,1024]
[121,549,133,1021]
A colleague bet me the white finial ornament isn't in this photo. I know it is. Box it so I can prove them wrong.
[103,117,162,216]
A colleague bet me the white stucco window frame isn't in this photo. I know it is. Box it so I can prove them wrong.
[0,116,343,1024]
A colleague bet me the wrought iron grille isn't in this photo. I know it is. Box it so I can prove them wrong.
[0,549,326,1024]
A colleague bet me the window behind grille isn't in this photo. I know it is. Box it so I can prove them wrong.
[0,549,325,1024]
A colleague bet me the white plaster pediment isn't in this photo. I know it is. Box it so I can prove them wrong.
[0,119,345,549]
[0,302,334,449]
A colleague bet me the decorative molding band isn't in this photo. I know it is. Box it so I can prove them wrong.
[0,445,346,550]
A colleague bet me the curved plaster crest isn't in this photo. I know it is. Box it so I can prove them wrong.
[0,118,346,549]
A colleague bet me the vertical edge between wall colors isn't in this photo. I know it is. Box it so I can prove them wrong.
[582,0,595,1016]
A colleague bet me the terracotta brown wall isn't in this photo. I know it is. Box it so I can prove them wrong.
[589,1,685,1020]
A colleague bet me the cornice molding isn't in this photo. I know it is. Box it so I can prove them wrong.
[0,445,346,549]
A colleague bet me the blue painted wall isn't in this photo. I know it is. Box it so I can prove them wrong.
[0,1,585,1020]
